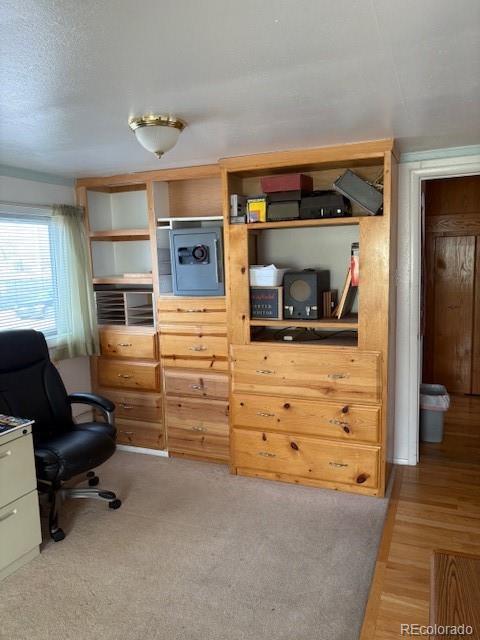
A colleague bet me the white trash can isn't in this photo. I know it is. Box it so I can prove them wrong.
[419,384,450,443]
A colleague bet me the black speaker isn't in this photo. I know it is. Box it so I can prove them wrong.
[283,270,330,320]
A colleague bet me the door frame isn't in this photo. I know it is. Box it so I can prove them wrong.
[397,151,480,465]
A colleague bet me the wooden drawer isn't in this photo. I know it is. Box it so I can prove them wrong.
[158,296,226,325]
[99,329,157,359]
[96,358,160,391]
[231,394,380,443]
[159,325,228,369]
[116,418,165,450]
[166,396,229,461]
[0,434,36,508]
[231,345,381,403]
[163,369,229,400]
[232,428,379,489]
[0,491,41,572]
[96,387,162,423]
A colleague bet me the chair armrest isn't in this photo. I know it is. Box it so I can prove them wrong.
[68,392,115,425]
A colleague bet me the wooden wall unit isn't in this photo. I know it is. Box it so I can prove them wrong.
[77,163,228,461]
[77,138,397,496]
[220,139,397,497]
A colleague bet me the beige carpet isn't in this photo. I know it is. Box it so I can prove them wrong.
[0,452,388,640]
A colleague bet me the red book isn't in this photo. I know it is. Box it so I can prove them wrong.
[261,173,313,194]
[350,242,359,286]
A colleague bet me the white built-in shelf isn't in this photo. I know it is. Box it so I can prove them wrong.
[93,275,153,286]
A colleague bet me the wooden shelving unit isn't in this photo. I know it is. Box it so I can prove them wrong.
[245,216,362,230]
[249,315,359,330]
[221,138,398,498]
[89,229,150,241]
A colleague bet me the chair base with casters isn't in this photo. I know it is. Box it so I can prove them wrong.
[0,330,122,542]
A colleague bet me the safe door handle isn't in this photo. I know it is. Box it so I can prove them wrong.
[256,411,275,418]
[189,345,207,352]
[0,508,17,522]
[0,450,12,460]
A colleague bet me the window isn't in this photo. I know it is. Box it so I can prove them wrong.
[0,211,65,341]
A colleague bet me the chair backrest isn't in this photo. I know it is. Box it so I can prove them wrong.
[0,330,73,441]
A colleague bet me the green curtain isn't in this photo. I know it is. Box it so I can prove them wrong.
[51,205,99,359]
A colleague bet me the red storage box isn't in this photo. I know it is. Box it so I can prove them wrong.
[260,173,313,194]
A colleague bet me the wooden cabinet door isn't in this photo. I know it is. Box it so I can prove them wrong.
[431,235,475,393]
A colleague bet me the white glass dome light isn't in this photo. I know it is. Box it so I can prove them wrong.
[128,115,186,158]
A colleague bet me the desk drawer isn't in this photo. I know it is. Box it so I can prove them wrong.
[232,428,379,489]
[231,345,381,403]
[100,330,157,359]
[0,435,36,508]
[159,325,228,368]
[116,418,165,450]
[231,394,380,443]
[163,369,229,400]
[166,397,229,461]
[0,491,41,572]
[96,387,162,422]
[96,358,160,391]
[158,297,226,324]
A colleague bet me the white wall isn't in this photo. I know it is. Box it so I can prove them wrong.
[0,172,92,416]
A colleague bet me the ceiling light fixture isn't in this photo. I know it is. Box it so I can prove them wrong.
[128,114,186,158]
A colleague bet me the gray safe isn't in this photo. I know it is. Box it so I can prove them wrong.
[169,226,225,296]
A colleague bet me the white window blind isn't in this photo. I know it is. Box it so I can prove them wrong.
[0,210,67,339]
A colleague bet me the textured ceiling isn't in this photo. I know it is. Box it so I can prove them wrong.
[1,0,479,177]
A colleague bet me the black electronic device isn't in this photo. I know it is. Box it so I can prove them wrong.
[267,201,300,222]
[300,191,352,219]
[283,269,330,319]
[333,170,383,215]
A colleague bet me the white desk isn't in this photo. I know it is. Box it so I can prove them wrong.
[0,423,42,580]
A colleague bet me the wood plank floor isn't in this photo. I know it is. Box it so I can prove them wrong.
[361,394,480,639]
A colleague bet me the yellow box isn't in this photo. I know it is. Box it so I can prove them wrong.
[246,197,267,223]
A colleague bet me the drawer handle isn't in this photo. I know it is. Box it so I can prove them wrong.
[189,345,207,352]
[328,372,349,380]
[258,451,276,458]
[120,404,133,410]
[190,384,203,390]
[256,411,275,418]
[182,308,205,313]
[329,461,348,468]
[192,425,207,432]
[120,430,134,436]
[117,342,132,347]
[117,374,132,379]
[255,369,274,375]
[0,508,17,523]
[0,449,12,460]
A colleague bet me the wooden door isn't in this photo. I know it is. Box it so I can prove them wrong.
[431,236,475,393]
[423,176,480,395]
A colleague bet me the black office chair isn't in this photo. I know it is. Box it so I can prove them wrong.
[0,329,121,541]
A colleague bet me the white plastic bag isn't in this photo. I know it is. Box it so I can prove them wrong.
[420,384,450,412]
